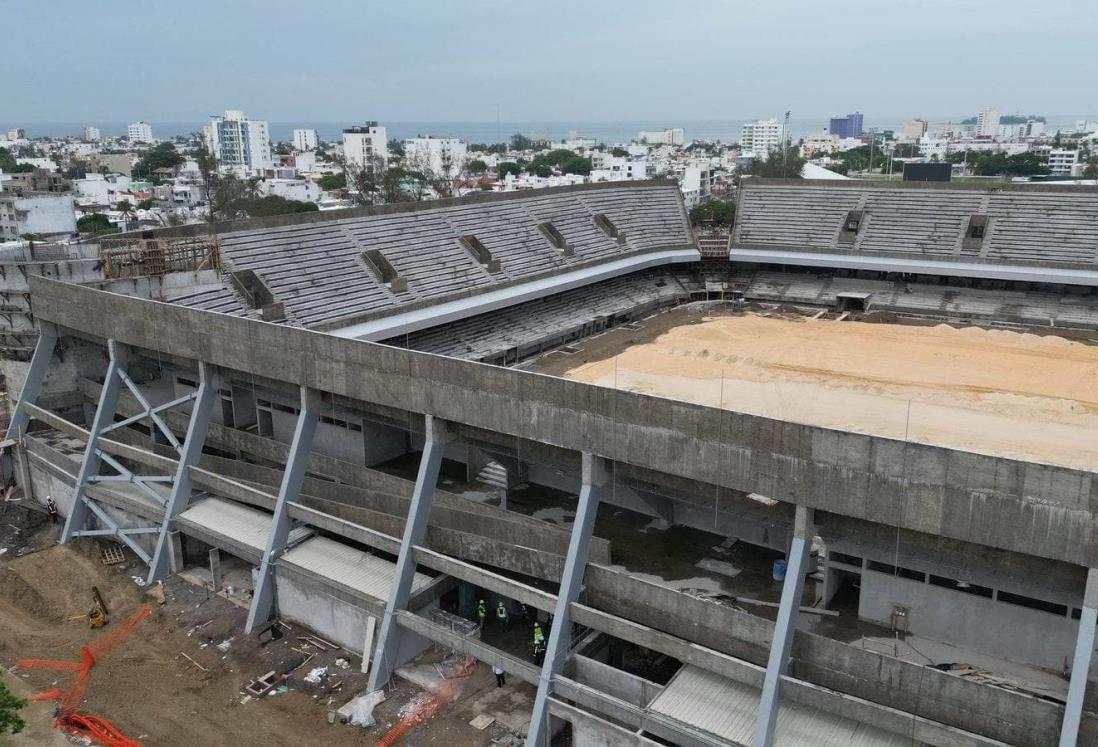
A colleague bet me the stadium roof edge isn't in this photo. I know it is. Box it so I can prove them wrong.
[111,178,686,241]
[741,177,1098,194]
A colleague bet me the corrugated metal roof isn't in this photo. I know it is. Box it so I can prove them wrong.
[648,666,909,747]
[178,497,310,552]
[281,536,431,601]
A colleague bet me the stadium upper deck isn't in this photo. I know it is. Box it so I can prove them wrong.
[731,179,1098,284]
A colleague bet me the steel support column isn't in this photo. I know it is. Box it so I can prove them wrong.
[1061,568,1098,746]
[244,386,321,633]
[60,340,129,543]
[146,361,219,584]
[367,415,452,691]
[753,504,814,747]
[5,323,58,440]
[528,453,609,746]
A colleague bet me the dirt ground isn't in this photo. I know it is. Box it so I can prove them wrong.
[530,305,1098,470]
[0,526,529,746]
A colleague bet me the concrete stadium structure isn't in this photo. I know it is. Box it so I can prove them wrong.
[5,180,1098,746]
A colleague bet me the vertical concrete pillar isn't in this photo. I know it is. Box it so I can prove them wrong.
[168,530,184,574]
[61,340,128,544]
[5,323,57,439]
[1061,568,1098,747]
[528,453,609,746]
[753,504,814,747]
[209,548,222,593]
[245,386,320,633]
[367,416,452,692]
[146,361,219,584]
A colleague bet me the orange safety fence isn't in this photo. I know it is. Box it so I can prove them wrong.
[376,655,476,747]
[17,606,152,747]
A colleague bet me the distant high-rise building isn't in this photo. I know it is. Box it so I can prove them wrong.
[206,110,272,171]
[976,108,1000,138]
[127,121,153,143]
[5,128,26,141]
[293,128,319,152]
[404,137,467,177]
[740,118,786,160]
[343,123,388,172]
[900,119,928,141]
[828,112,864,139]
[83,125,101,142]
[638,128,685,146]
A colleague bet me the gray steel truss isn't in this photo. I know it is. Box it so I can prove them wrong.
[245,386,321,633]
[367,415,452,691]
[60,340,206,568]
[753,504,814,747]
[529,453,609,746]
[1060,568,1098,746]
[5,323,58,440]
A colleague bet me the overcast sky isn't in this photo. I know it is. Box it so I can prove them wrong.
[6,0,1095,122]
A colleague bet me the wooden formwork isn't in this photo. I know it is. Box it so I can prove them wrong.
[97,236,221,280]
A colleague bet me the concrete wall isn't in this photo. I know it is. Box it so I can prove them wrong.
[31,277,1098,568]
[860,568,1081,671]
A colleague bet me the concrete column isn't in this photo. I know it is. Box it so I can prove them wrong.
[528,453,609,746]
[367,416,452,692]
[5,323,57,440]
[168,530,184,574]
[753,504,814,747]
[209,548,222,593]
[146,361,219,584]
[60,340,128,544]
[245,386,320,633]
[1060,568,1098,746]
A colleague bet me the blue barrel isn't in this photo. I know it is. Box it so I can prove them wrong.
[772,559,787,581]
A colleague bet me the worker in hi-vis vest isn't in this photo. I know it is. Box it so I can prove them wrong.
[477,599,487,628]
[496,600,510,631]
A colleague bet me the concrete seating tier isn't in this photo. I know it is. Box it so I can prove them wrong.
[196,184,691,328]
[391,270,688,362]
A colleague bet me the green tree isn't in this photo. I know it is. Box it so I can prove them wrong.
[388,139,405,160]
[528,149,592,176]
[0,679,27,736]
[1083,162,1098,179]
[467,159,488,175]
[497,161,521,179]
[610,147,629,158]
[244,195,319,216]
[136,198,155,210]
[318,172,346,190]
[746,145,805,178]
[689,199,735,227]
[116,199,134,221]
[0,148,16,172]
[510,133,534,151]
[133,142,183,179]
[76,213,120,235]
[273,141,293,156]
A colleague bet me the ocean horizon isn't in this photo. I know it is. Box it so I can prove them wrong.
[3,115,1093,145]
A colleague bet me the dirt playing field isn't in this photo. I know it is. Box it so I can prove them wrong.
[0,532,530,746]
[537,307,1098,470]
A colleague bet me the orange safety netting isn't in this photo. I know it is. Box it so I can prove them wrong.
[17,606,152,747]
[376,655,476,747]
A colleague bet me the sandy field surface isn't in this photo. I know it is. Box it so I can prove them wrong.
[559,313,1098,470]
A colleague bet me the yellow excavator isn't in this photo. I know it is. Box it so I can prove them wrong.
[68,587,109,629]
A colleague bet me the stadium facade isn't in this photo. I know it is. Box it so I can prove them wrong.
[5,179,1098,746]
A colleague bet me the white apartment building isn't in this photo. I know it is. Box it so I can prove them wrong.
[976,108,1000,138]
[404,136,467,176]
[0,192,77,241]
[5,129,26,142]
[638,128,685,146]
[679,164,713,208]
[293,128,319,152]
[802,130,839,157]
[590,157,648,183]
[127,121,153,143]
[1048,149,1079,175]
[740,119,785,161]
[83,126,101,142]
[343,123,388,172]
[900,119,928,141]
[206,110,273,172]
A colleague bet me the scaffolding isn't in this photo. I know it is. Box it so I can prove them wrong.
[97,235,221,280]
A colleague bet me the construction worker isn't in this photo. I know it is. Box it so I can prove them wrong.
[45,497,59,524]
[493,664,506,688]
[532,622,546,665]
[476,599,487,628]
[496,600,510,631]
